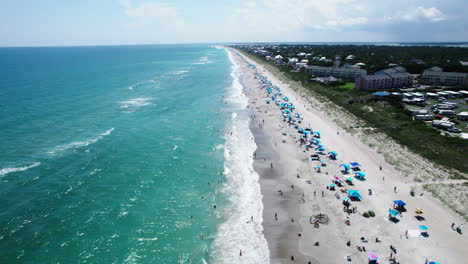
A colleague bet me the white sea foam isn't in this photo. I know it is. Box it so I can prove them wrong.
[48,128,115,156]
[211,50,269,264]
[171,70,189,75]
[192,56,212,65]
[0,162,41,177]
[120,98,153,108]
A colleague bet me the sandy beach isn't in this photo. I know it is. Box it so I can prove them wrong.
[229,48,468,264]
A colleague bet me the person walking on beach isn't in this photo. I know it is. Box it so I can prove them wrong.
[452,222,455,229]
[394,186,397,193]
[275,212,278,221]
[270,163,273,168]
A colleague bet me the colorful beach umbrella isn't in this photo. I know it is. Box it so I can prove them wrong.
[368,253,378,260]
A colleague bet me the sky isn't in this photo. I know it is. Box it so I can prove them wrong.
[1,0,467,46]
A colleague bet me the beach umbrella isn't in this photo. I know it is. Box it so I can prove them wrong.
[350,162,362,167]
[315,147,325,151]
[346,177,354,181]
[313,131,321,138]
[354,171,366,178]
[388,209,400,216]
[419,225,429,230]
[314,139,321,144]
[339,164,351,171]
[428,262,441,264]
[368,253,378,260]
[328,151,338,156]
[414,208,424,214]
[393,200,407,206]
[347,190,362,200]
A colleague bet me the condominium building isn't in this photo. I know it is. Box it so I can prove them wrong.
[304,66,367,81]
[355,67,414,90]
[420,67,468,87]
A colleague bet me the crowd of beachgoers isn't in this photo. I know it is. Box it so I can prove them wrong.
[228,49,467,264]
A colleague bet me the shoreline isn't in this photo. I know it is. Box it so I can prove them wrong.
[228,48,468,264]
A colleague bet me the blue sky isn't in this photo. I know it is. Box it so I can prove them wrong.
[1,0,467,46]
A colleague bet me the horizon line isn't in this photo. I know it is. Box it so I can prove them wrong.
[1,41,468,48]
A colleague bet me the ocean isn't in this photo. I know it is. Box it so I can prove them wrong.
[0,45,268,263]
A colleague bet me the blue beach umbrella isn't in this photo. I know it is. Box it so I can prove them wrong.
[354,171,366,178]
[328,151,337,156]
[388,209,400,216]
[316,147,325,151]
[419,225,429,230]
[393,200,406,206]
[339,164,351,171]
[347,190,363,200]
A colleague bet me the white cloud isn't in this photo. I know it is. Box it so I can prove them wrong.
[231,0,369,34]
[120,1,184,31]
[408,7,446,22]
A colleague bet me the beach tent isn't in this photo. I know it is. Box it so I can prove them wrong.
[393,200,406,206]
[354,171,366,178]
[350,162,362,171]
[388,209,400,216]
[339,164,351,172]
[347,190,362,200]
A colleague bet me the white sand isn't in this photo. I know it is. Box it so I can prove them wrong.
[228,48,468,264]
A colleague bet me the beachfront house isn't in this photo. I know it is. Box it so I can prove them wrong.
[288,58,299,67]
[274,55,285,65]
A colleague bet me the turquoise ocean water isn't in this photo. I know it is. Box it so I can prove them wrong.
[0,45,266,263]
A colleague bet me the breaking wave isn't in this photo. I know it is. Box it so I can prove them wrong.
[48,128,115,156]
[211,49,269,264]
[0,162,41,177]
